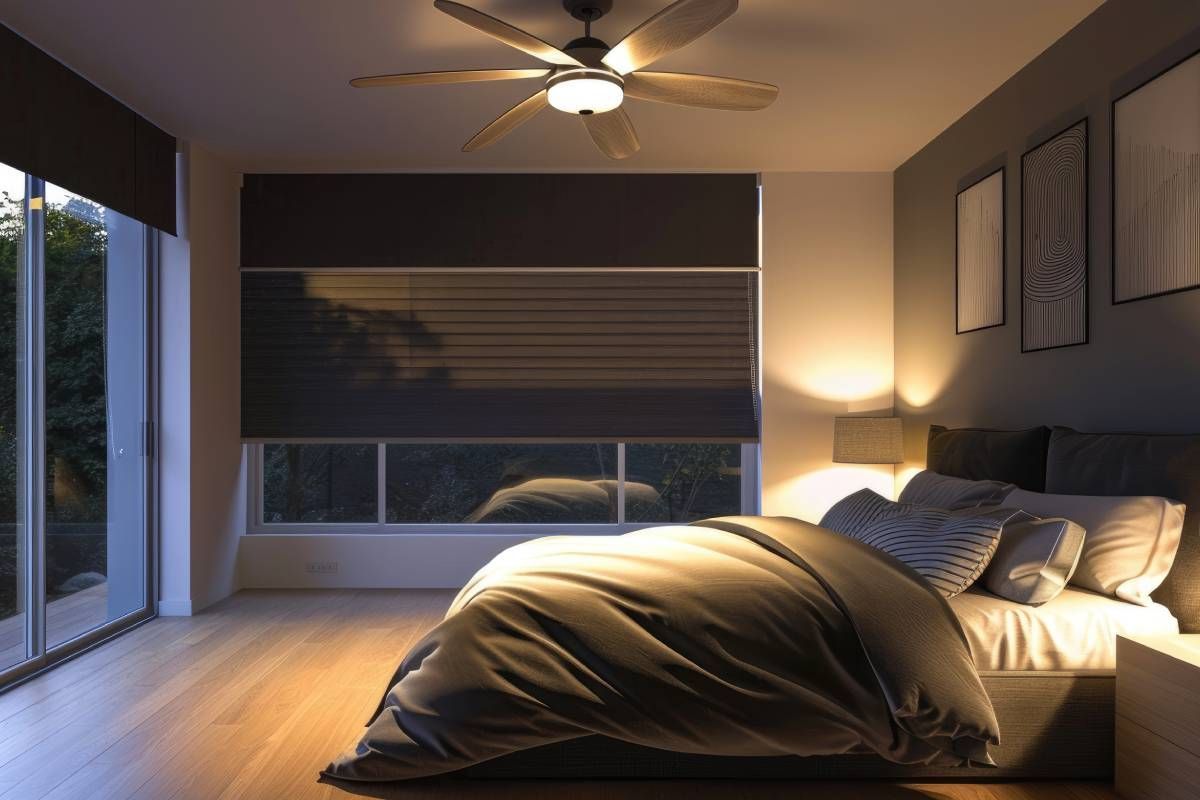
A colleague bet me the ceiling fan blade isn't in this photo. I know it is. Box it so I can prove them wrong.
[463,89,550,151]
[434,0,584,67]
[623,71,777,110]
[351,68,549,88]
[582,108,640,160]
[601,0,738,75]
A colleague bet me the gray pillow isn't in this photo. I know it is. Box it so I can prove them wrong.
[899,470,1015,510]
[821,489,1023,598]
[981,514,1086,606]
[1005,489,1185,606]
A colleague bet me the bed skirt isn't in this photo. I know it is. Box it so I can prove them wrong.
[461,671,1114,780]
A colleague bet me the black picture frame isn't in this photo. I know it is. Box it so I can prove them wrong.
[1111,48,1200,305]
[954,166,1006,335]
[1020,117,1090,354]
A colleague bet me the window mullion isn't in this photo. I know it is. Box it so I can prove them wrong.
[616,443,626,524]
[256,444,266,528]
[377,443,386,526]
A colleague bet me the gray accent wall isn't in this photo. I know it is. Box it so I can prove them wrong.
[894,0,1200,471]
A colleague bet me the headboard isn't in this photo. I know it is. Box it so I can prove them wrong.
[927,425,1200,633]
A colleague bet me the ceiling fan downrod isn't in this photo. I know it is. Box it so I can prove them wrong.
[563,0,614,35]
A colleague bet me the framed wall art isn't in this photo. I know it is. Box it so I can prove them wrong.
[956,168,1005,334]
[1021,118,1089,352]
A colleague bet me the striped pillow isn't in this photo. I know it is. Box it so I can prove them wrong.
[821,489,1024,598]
[898,470,1015,510]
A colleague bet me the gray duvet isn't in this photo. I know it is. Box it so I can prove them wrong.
[324,516,999,782]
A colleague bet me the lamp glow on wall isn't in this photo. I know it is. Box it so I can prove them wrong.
[832,416,904,465]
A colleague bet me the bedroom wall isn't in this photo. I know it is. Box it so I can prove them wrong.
[158,142,244,615]
[761,172,895,522]
[187,144,244,612]
[894,0,1200,477]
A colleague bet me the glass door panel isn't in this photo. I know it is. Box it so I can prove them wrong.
[44,184,146,650]
[0,165,26,669]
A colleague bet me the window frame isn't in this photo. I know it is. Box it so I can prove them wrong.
[245,442,759,535]
[0,174,158,691]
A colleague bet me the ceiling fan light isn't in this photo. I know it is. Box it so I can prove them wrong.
[547,71,624,115]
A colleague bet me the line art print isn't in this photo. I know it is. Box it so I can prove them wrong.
[1114,51,1200,303]
[1022,120,1088,352]
[956,169,1005,333]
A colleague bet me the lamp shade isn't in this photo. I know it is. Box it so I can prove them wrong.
[833,417,904,464]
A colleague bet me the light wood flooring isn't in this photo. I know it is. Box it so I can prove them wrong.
[0,589,1118,800]
[0,583,110,668]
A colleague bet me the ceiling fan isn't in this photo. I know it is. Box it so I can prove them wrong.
[350,0,779,159]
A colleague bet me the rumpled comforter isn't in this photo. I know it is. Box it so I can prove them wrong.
[324,516,999,781]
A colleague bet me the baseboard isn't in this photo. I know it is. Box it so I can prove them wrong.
[157,598,193,616]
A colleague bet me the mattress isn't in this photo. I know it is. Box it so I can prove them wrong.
[949,586,1179,671]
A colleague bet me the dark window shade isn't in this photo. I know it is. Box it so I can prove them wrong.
[240,173,758,269]
[241,271,760,441]
[0,24,176,233]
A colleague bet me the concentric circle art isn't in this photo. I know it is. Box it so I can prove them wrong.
[1022,120,1088,351]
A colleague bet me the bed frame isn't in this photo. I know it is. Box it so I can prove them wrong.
[464,671,1114,779]
[463,425,1200,780]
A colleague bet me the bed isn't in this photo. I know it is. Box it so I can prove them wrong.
[325,425,1200,781]
[951,586,1177,672]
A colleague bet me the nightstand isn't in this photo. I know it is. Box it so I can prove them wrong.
[1115,634,1200,800]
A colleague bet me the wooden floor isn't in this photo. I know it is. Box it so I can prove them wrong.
[0,583,110,668]
[0,589,1118,800]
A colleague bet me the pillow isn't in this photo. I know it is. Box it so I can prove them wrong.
[927,425,1051,490]
[819,486,904,533]
[821,489,1023,598]
[981,514,1086,605]
[1045,426,1199,624]
[899,470,1015,510]
[1005,488,1185,606]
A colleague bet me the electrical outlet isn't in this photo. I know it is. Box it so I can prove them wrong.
[305,561,339,575]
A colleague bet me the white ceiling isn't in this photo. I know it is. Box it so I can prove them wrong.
[0,0,1103,172]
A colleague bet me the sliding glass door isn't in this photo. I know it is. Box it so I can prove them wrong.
[0,164,153,686]
[0,164,27,671]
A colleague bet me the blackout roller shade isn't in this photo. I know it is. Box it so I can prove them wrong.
[241,173,758,269]
[242,271,759,441]
[0,23,176,233]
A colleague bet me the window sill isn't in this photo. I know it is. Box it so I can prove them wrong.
[244,522,673,537]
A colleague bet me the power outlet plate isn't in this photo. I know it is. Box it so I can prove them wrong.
[305,561,339,575]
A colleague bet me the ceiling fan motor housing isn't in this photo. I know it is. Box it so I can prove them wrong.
[546,67,624,115]
[546,34,622,116]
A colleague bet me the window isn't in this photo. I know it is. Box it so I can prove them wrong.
[625,443,743,523]
[386,444,617,524]
[263,444,377,523]
[249,443,756,532]
[0,165,24,671]
[0,163,153,684]
[43,182,149,649]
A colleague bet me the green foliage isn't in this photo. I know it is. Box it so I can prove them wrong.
[262,444,377,523]
[0,193,19,524]
[0,191,108,525]
[626,443,740,522]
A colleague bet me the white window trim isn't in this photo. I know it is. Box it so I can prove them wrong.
[245,442,760,536]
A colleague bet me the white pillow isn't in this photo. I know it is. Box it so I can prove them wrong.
[981,514,1086,606]
[1005,489,1185,606]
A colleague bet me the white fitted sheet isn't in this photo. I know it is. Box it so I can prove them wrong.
[949,586,1179,671]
